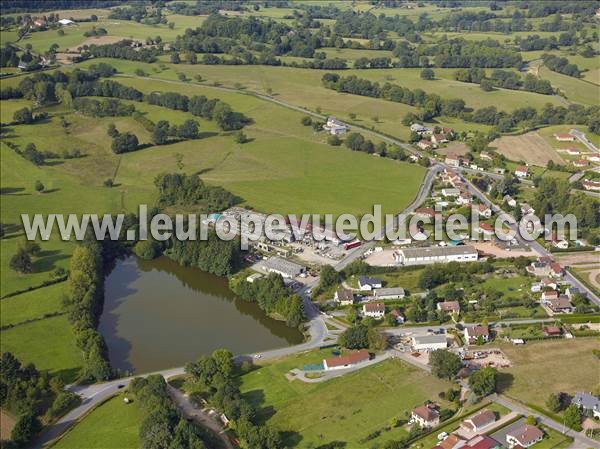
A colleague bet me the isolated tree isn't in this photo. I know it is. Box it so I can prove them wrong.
[34,180,44,193]
[11,413,41,446]
[327,135,342,146]
[480,79,494,91]
[301,116,312,126]
[107,123,119,138]
[469,366,498,397]
[319,265,339,290]
[13,107,33,124]
[9,249,32,273]
[187,51,197,64]
[430,349,462,380]
[420,68,435,80]
[563,404,582,430]
[345,132,365,151]
[170,52,180,64]
[235,131,248,144]
[546,393,561,412]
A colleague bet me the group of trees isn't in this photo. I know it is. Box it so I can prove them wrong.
[338,322,386,351]
[9,239,40,274]
[323,73,467,120]
[72,97,135,117]
[154,172,239,213]
[185,349,284,449]
[454,68,553,95]
[232,273,305,328]
[84,40,160,63]
[129,375,212,449]
[147,90,250,131]
[1,352,79,447]
[541,53,581,78]
[108,125,139,154]
[12,107,47,124]
[64,240,112,382]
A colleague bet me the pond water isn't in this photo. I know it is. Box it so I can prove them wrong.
[99,256,303,373]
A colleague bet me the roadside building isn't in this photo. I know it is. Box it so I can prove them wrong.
[411,404,440,428]
[432,133,448,145]
[442,188,461,197]
[417,140,433,150]
[460,409,497,433]
[550,263,564,278]
[582,179,600,191]
[572,392,600,419]
[541,290,559,301]
[358,275,383,291]
[573,159,589,168]
[553,133,575,142]
[415,207,436,219]
[323,349,370,370]
[411,335,448,351]
[436,301,460,315]
[394,245,478,266]
[473,203,492,218]
[464,325,489,344]
[375,287,405,300]
[457,191,473,205]
[565,287,582,299]
[506,424,544,448]
[463,435,501,449]
[476,222,495,237]
[433,434,464,449]
[262,257,305,278]
[334,287,354,306]
[445,154,461,167]
[362,302,385,318]
[323,116,348,135]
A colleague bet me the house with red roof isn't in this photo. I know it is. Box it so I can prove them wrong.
[553,133,575,142]
[323,349,370,370]
[460,409,497,433]
[506,424,544,448]
[411,404,440,428]
[514,166,529,178]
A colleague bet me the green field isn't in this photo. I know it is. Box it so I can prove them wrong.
[51,394,143,449]
[538,65,598,106]
[239,351,451,448]
[0,282,67,327]
[0,315,82,382]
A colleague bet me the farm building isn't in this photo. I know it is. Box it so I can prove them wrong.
[374,287,405,300]
[262,257,305,278]
[323,349,370,370]
[411,335,448,351]
[394,245,478,266]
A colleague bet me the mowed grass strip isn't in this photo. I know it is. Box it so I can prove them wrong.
[1,282,67,327]
[241,355,450,448]
[51,394,143,449]
[0,315,82,383]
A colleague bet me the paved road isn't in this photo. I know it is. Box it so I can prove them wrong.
[570,128,599,153]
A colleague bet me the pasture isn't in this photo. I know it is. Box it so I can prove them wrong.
[240,352,451,448]
[0,282,67,327]
[51,394,143,449]
[491,131,565,167]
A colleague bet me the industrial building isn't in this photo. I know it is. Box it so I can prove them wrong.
[394,245,478,266]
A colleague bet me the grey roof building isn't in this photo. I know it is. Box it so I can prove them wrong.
[573,392,600,418]
[395,245,478,266]
[262,257,305,279]
[375,287,405,299]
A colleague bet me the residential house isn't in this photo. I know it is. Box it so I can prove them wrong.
[432,133,448,145]
[565,287,582,299]
[464,325,490,344]
[437,301,460,315]
[541,277,558,290]
[334,287,354,306]
[31,18,47,29]
[476,222,495,237]
[506,424,544,448]
[433,434,464,449]
[442,188,461,197]
[547,297,575,314]
[514,165,529,178]
[473,204,492,218]
[410,123,430,135]
[262,257,306,279]
[503,195,517,207]
[543,326,562,337]
[553,133,575,142]
[582,179,600,191]
[565,148,580,156]
[246,273,263,283]
[445,154,461,168]
[323,116,348,135]
[443,127,455,137]
[480,151,493,161]
[358,275,383,291]
[362,302,385,318]
[573,159,589,168]
[586,155,600,163]
[411,404,440,428]
[375,287,406,300]
[550,263,564,278]
[460,410,497,433]
[417,140,433,150]
[457,191,473,205]
[572,392,600,419]
[520,203,535,215]
[323,349,370,370]
[415,207,436,219]
[541,290,559,302]
[389,309,405,324]
[463,435,501,449]
[412,335,448,351]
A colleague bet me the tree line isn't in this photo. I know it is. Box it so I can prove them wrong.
[542,53,582,78]
[453,68,553,95]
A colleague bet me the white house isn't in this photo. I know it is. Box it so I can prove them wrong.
[358,275,383,291]
[362,302,385,318]
[58,18,76,26]
[323,116,348,135]
[473,203,492,218]
[464,325,489,344]
[503,195,517,207]
[506,425,544,448]
[461,409,496,433]
[514,165,529,178]
[411,405,440,428]
[262,257,306,278]
[410,123,430,135]
[441,188,461,197]
[445,155,461,167]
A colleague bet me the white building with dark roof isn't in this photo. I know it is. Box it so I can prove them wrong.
[261,257,305,278]
[394,245,478,266]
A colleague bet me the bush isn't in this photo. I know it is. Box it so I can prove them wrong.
[134,240,163,260]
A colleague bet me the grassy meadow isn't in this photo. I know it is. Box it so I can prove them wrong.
[239,351,451,448]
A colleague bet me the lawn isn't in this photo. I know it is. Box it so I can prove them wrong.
[498,339,599,411]
[239,352,451,448]
[538,66,598,106]
[0,315,83,383]
[51,394,143,449]
[0,282,67,327]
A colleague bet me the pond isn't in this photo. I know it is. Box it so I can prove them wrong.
[99,256,303,373]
